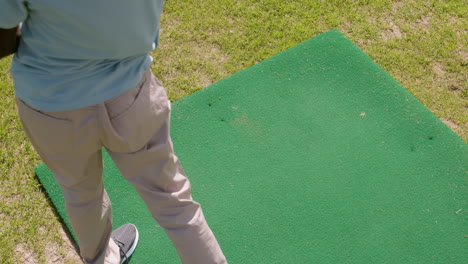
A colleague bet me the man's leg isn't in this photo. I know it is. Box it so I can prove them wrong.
[108,119,226,264]
[103,71,227,263]
[15,99,119,264]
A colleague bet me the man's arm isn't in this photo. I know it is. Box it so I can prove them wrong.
[0,0,28,58]
[0,27,19,59]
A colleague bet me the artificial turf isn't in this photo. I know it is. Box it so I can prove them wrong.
[36,30,467,263]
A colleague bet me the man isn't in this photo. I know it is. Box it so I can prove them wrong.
[0,0,227,263]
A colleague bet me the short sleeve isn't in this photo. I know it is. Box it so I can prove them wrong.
[0,0,28,28]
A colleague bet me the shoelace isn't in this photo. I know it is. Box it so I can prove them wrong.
[114,239,128,264]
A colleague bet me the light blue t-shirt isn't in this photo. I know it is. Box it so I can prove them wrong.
[0,0,164,111]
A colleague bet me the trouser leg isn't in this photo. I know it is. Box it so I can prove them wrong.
[107,117,226,264]
[55,150,113,264]
[102,70,226,263]
[15,99,116,264]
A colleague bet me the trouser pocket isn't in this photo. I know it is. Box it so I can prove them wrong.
[102,70,170,153]
[16,98,74,156]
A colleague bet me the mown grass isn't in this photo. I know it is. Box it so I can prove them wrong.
[153,0,467,137]
[1,0,466,263]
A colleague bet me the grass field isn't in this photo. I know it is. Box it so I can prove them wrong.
[0,0,467,263]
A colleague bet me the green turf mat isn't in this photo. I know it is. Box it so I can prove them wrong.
[36,30,467,263]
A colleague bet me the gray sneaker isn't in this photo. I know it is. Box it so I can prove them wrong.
[111,224,139,264]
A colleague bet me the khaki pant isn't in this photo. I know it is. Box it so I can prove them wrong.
[16,69,227,264]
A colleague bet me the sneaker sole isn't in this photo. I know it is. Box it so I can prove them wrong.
[121,224,139,264]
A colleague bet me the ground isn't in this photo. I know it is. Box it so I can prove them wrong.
[0,0,466,263]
